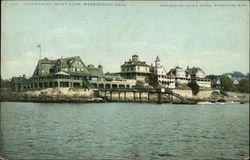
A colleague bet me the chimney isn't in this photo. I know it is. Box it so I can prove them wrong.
[60,56,63,68]
[132,55,138,61]
[87,64,94,68]
[98,65,103,71]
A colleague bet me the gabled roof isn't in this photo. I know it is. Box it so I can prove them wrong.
[167,66,185,75]
[55,56,81,68]
[40,58,57,64]
[186,67,205,74]
[87,67,105,77]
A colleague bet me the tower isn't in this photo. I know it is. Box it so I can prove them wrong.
[155,56,161,67]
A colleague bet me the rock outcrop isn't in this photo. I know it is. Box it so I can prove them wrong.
[0,88,103,103]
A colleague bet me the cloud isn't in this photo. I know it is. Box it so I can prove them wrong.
[1,50,61,79]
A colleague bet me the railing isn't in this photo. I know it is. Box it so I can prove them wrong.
[82,79,94,89]
[97,87,196,103]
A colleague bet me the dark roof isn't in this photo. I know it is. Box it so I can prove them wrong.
[167,66,185,75]
[40,56,81,67]
[87,67,105,77]
[121,61,150,67]
[186,67,205,74]
[64,71,91,76]
[60,56,80,68]
[155,56,160,62]
[11,76,27,82]
[40,58,57,64]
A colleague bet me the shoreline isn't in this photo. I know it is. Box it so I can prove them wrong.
[0,88,249,104]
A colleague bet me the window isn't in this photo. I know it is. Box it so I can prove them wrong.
[73,68,76,72]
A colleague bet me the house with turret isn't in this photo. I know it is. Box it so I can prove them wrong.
[150,56,175,88]
[167,66,211,88]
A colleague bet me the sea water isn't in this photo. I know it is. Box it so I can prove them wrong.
[0,102,249,160]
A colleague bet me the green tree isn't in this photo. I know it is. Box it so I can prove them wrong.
[237,79,249,93]
[135,80,145,90]
[187,81,200,95]
[0,78,10,88]
[220,76,233,91]
[146,74,159,88]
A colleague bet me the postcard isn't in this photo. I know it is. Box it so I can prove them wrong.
[1,1,249,160]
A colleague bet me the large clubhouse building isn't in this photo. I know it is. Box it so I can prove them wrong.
[10,54,211,92]
[10,56,136,92]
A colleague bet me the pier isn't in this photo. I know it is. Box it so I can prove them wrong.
[95,88,197,104]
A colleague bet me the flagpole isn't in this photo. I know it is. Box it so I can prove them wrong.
[37,43,41,75]
[39,42,41,60]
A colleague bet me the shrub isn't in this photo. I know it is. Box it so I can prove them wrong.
[237,79,249,93]
[146,74,159,88]
[187,81,200,95]
[135,80,145,90]
[220,76,233,91]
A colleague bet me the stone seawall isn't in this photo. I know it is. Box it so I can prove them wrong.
[172,89,249,103]
[99,89,249,103]
[1,88,249,103]
[172,89,213,99]
[0,88,103,103]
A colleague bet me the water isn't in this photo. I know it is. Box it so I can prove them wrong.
[0,102,249,160]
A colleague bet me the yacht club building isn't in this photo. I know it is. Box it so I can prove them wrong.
[10,56,135,92]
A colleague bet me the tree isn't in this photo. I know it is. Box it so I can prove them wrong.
[206,74,220,80]
[220,76,233,91]
[237,79,249,93]
[232,71,245,77]
[135,80,145,90]
[187,81,200,95]
[0,78,10,88]
[146,74,159,88]
[246,73,250,79]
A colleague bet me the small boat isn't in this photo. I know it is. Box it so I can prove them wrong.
[197,101,213,105]
[215,102,225,105]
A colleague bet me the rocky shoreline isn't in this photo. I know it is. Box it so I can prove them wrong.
[0,88,103,103]
[0,88,249,104]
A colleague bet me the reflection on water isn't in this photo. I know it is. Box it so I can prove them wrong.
[1,102,249,160]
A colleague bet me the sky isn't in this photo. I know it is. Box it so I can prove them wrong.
[1,1,249,79]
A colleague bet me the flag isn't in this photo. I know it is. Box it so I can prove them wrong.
[37,44,41,48]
